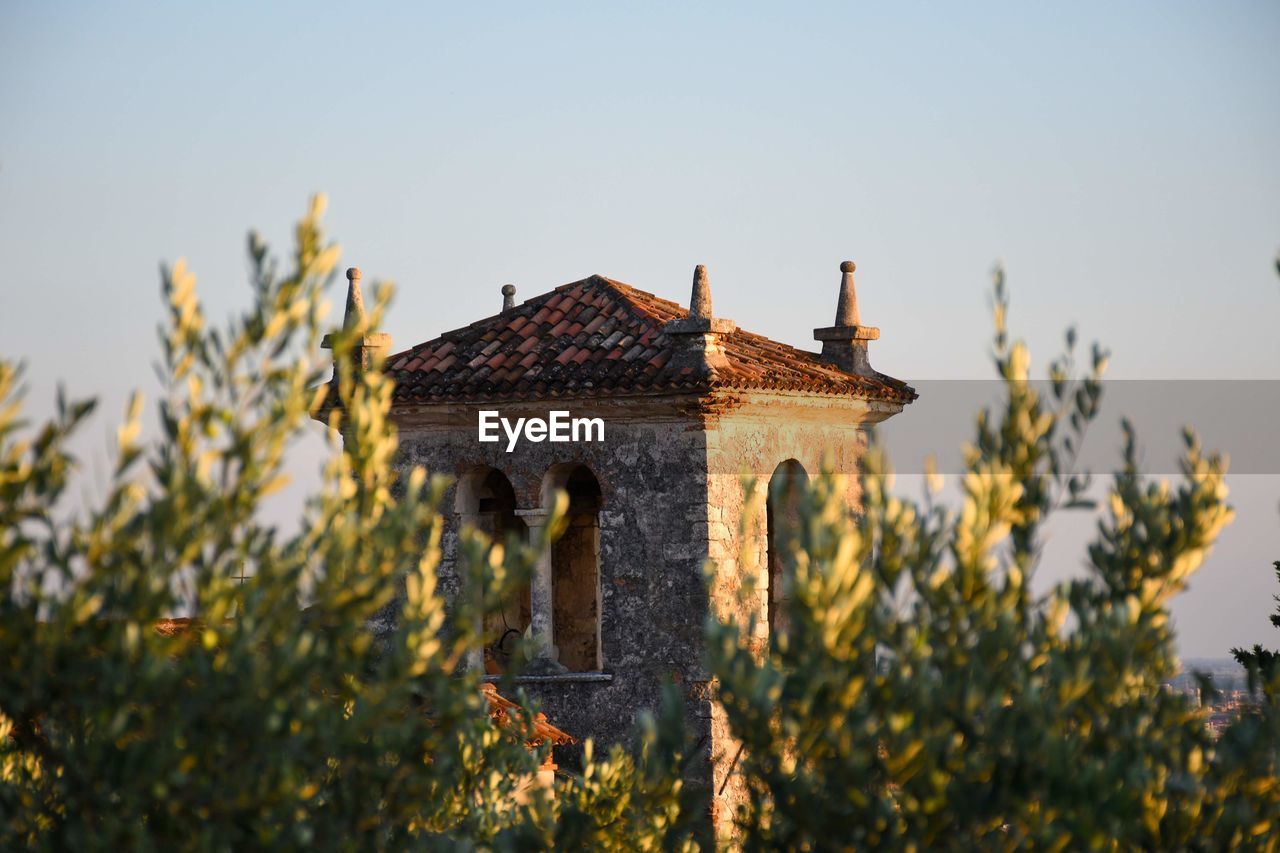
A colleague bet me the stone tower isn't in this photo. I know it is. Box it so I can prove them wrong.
[320,262,914,837]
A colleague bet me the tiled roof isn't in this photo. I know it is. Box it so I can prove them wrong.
[154,617,198,637]
[482,683,574,747]
[387,276,914,404]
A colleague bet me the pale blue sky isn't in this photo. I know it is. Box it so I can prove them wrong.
[2,2,1278,656]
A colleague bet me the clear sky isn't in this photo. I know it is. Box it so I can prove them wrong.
[2,1,1278,657]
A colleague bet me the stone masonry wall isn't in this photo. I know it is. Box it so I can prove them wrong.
[386,391,899,843]
[392,399,716,785]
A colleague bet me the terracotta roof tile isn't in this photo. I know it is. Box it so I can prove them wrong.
[385,275,915,404]
[482,683,573,746]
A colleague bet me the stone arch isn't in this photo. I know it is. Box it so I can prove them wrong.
[455,466,530,672]
[766,459,808,638]
[541,463,603,672]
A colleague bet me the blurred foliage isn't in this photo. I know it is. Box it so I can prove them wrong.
[1231,247,1280,697]
[2,202,1276,849]
[1232,561,1280,698]
[709,265,1279,849]
[0,197,692,850]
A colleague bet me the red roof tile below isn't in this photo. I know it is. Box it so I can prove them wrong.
[483,683,574,746]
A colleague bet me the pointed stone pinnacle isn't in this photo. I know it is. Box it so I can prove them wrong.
[834,260,860,327]
[689,265,712,320]
[343,267,366,330]
[662,263,736,372]
[321,266,390,373]
[814,260,879,375]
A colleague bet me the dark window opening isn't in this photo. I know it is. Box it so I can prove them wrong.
[766,460,808,639]
[461,468,529,673]
[551,466,602,672]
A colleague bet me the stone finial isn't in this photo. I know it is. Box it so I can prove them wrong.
[689,265,712,320]
[343,267,366,330]
[834,261,860,326]
[663,264,736,374]
[814,260,880,376]
[502,283,517,311]
[322,264,391,373]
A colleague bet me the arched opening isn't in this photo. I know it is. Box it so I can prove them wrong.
[546,464,602,672]
[456,467,529,673]
[766,459,808,638]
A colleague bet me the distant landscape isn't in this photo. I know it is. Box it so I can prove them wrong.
[1174,658,1251,694]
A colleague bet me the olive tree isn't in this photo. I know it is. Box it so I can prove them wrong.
[707,270,1280,849]
[3,199,1276,850]
[0,197,692,851]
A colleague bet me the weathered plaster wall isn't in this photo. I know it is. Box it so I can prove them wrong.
[701,390,893,837]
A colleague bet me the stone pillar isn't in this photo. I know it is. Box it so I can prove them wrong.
[457,510,486,673]
[321,267,392,376]
[813,261,880,376]
[514,507,565,672]
[664,265,737,374]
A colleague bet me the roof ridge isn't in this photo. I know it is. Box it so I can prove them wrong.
[395,275,682,353]
[387,278,591,362]
[380,273,916,406]
[581,275,688,326]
